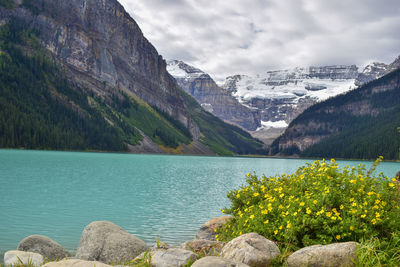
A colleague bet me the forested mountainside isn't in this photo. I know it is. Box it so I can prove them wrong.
[271,68,400,160]
[0,0,265,155]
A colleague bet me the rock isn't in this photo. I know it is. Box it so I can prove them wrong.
[191,256,250,267]
[17,235,70,261]
[75,221,148,264]
[42,259,112,267]
[4,250,44,267]
[221,233,280,267]
[286,242,359,267]
[134,248,198,267]
[196,216,232,241]
[150,248,198,267]
[181,239,225,256]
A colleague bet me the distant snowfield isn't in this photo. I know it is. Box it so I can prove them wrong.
[231,75,356,104]
[256,120,288,131]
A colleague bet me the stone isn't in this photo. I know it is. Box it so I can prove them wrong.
[181,239,225,256]
[286,242,359,267]
[17,235,70,261]
[42,259,112,267]
[4,250,44,267]
[75,221,148,264]
[196,216,232,241]
[191,256,250,267]
[221,233,280,267]
[150,248,198,267]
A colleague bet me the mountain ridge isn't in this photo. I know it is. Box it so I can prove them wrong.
[0,0,266,155]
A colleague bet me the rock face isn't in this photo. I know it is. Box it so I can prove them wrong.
[355,56,400,86]
[196,216,232,241]
[167,60,261,131]
[191,256,250,267]
[0,0,198,139]
[221,233,280,267]
[150,248,198,267]
[286,242,359,267]
[4,250,44,267]
[17,235,70,261]
[75,221,147,264]
[42,259,112,267]
[222,65,358,128]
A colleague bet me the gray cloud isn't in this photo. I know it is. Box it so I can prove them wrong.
[119,0,400,82]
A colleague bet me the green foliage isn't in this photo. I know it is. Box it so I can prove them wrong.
[0,0,13,9]
[218,158,400,250]
[356,234,400,266]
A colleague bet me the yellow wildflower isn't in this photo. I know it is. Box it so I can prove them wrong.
[326,212,332,217]
[300,202,305,206]
[264,220,269,224]
[236,194,241,198]
[313,200,318,204]
[336,235,341,240]
[250,215,254,219]
[274,230,278,235]
[253,192,260,197]
[350,225,354,231]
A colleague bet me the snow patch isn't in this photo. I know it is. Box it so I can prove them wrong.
[256,120,288,131]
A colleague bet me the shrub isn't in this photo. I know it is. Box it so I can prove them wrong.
[217,157,400,249]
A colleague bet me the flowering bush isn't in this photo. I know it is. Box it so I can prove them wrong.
[217,157,400,248]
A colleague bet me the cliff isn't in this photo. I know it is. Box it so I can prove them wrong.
[167,60,261,131]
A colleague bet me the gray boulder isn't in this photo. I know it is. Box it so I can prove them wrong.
[181,239,225,256]
[17,235,70,261]
[221,233,280,267]
[75,221,148,264]
[286,242,359,267]
[42,259,112,267]
[196,216,232,241]
[151,248,198,267]
[4,250,44,267]
[191,256,250,267]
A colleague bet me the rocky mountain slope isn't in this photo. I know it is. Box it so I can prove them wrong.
[0,0,265,155]
[167,60,261,131]
[270,67,400,160]
[222,65,359,127]
[355,56,400,86]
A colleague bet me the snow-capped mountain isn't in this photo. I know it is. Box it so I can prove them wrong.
[222,65,359,128]
[167,60,261,131]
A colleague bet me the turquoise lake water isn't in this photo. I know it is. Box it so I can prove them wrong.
[1,149,399,258]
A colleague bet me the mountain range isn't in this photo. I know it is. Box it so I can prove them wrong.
[0,0,265,155]
[271,65,400,160]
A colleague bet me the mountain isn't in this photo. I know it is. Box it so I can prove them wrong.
[355,56,400,86]
[0,0,265,155]
[270,66,400,160]
[167,60,261,131]
[222,65,359,124]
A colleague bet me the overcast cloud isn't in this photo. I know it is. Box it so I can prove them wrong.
[119,0,400,82]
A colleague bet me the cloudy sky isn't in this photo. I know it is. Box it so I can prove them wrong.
[119,0,400,82]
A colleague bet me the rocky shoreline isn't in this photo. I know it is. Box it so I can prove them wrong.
[2,217,359,267]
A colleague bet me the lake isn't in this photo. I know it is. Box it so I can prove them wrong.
[1,149,399,258]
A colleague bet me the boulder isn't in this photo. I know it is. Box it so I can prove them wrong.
[75,221,148,264]
[134,248,197,267]
[17,235,70,261]
[4,250,44,267]
[196,216,232,241]
[286,242,359,267]
[181,239,225,256]
[191,256,250,267]
[221,233,280,267]
[151,248,198,267]
[42,259,112,267]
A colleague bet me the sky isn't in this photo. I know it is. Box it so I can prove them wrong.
[119,0,400,82]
